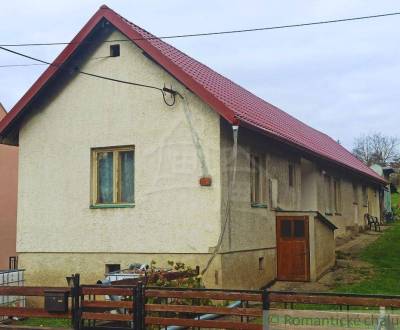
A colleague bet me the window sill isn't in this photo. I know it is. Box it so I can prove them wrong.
[335,212,342,216]
[251,203,268,208]
[90,203,135,209]
[325,212,333,216]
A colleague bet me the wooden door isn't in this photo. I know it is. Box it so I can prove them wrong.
[276,216,310,281]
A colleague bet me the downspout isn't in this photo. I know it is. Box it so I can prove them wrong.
[201,118,240,275]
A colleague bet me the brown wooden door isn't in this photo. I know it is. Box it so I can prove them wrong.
[276,216,310,281]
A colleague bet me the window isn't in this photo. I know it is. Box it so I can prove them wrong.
[110,44,120,57]
[324,175,333,214]
[105,264,121,274]
[250,153,267,206]
[362,185,368,207]
[333,178,342,214]
[280,220,292,238]
[91,146,135,207]
[294,220,305,238]
[279,218,307,239]
[258,257,265,271]
[288,163,295,187]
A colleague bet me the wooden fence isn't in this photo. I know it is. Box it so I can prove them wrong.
[2,275,400,329]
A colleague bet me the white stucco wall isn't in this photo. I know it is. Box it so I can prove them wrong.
[17,29,221,254]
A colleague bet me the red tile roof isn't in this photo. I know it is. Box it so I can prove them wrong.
[0,5,384,183]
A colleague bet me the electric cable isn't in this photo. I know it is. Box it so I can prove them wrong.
[0,63,47,68]
[0,46,177,106]
[0,11,399,47]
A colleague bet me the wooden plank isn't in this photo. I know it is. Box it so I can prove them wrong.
[146,316,262,330]
[146,304,262,317]
[81,311,132,322]
[0,287,71,297]
[270,292,400,308]
[81,287,133,296]
[0,307,71,319]
[145,289,262,301]
[82,300,133,309]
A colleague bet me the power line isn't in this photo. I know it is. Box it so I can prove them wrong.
[0,46,176,100]
[0,63,48,68]
[0,11,399,47]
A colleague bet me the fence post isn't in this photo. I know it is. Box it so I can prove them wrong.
[262,289,270,330]
[71,273,81,330]
[134,281,145,330]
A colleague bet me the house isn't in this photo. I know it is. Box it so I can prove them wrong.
[0,104,18,270]
[0,6,385,288]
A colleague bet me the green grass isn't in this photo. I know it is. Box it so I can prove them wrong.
[392,192,399,211]
[14,317,71,328]
[334,220,400,294]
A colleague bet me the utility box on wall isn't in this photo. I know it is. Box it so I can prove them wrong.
[44,289,70,313]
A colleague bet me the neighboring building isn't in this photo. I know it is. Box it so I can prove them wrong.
[0,6,385,288]
[371,164,392,215]
[0,104,18,270]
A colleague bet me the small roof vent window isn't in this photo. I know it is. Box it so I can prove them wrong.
[110,44,120,57]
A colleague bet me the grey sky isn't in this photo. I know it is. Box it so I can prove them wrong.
[1,0,399,149]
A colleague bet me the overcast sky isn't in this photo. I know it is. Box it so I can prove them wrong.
[1,1,399,149]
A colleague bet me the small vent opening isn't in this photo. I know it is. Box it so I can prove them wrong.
[110,44,120,57]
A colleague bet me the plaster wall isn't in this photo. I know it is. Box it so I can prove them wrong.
[316,167,380,238]
[17,29,221,273]
[220,249,276,289]
[314,217,335,277]
[218,122,302,287]
[0,113,18,269]
[18,252,221,288]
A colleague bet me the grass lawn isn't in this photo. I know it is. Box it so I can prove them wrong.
[13,317,71,328]
[393,192,399,210]
[334,219,400,295]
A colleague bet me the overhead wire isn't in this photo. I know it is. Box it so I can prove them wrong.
[0,10,399,47]
[0,63,47,68]
[1,11,399,69]
[0,46,178,105]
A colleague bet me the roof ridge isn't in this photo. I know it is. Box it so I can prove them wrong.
[0,6,385,183]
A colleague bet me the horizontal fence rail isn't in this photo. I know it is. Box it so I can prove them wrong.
[0,286,71,297]
[3,278,400,329]
[145,288,262,301]
[143,286,263,330]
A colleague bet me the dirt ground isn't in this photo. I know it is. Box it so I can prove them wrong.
[270,228,385,292]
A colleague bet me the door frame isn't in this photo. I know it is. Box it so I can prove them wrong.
[276,216,310,281]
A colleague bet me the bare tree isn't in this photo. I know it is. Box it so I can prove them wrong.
[352,133,399,166]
